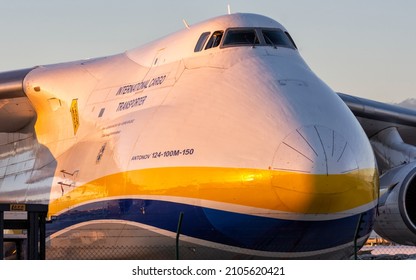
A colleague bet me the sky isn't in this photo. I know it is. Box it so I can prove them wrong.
[1,0,415,103]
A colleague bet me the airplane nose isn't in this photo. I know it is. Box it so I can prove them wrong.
[271,125,376,214]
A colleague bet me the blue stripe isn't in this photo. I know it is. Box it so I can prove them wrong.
[47,199,375,252]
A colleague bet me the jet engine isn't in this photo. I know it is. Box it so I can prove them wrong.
[369,127,416,245]
[374,161,416,245]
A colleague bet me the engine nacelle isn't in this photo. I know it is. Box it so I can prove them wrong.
[374,162,416,245]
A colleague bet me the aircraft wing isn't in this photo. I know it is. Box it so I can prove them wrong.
[337,92,416,146]
[0,68,36,132]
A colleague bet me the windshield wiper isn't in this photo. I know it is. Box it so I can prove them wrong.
[252,33,258,49]
[264,34,277,49]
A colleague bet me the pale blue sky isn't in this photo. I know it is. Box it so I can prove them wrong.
[1,0,415,103]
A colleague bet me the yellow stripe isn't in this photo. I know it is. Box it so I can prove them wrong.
[49,167,378,216]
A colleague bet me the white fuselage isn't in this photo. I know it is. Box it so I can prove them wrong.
[0,13,378,259]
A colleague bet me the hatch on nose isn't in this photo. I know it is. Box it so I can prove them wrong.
[272,125,358,175]
[269,125,376,214]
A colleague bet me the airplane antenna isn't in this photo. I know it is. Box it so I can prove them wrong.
[182,19,191,30]
[227,4,231,15]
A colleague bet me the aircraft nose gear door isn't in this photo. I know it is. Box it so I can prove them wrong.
[0,203,48,260]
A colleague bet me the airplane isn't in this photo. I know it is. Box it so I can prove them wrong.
[0,12,415,260]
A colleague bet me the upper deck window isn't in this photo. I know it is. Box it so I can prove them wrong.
[223,29,259,46]
[194,32,211,52]
[262,29,296,49]
[205,31,223,50]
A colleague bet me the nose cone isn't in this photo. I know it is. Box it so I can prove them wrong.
[271,125,378,215]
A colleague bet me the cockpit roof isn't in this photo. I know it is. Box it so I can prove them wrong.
[126,13,292,66]
[194,13,287,32]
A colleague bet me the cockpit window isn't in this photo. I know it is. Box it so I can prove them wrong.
[194,32,211,52]
[284,32,298,49]
[196,28,297,51]
[262,29,296,49]
[205,31,223,50]
[220,28,297,49]
[222,29,260,46]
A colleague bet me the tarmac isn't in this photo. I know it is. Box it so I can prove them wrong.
[358,245,416,260]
